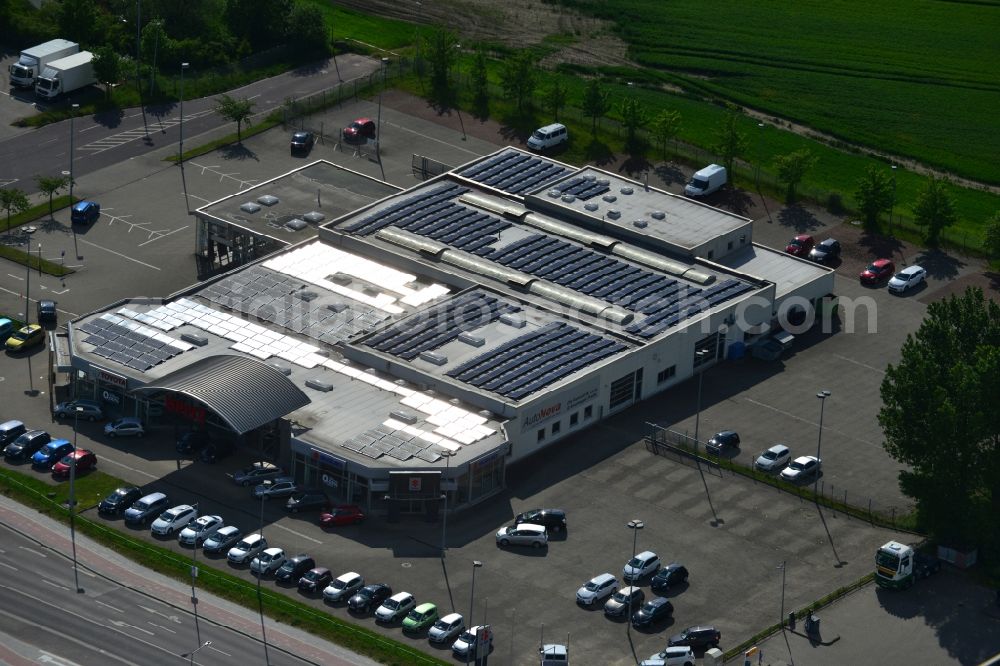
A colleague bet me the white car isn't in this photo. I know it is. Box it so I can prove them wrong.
[150,504,197,537]
[755,444,791,472]
[623,550,660,583]
[250,547,286,576]
[640,646,696,666]
[452,625,493,659]
[887,265,926,293]
[428,612,465,644]
[780,455,822,482]
[178,514,223,546]
[576,573,619,605]
[323,571,364,602]
[375,591,416,623]
[227,533,267,564]
[495,523,547,549]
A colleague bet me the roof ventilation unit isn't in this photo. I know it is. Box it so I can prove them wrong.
[606,209,622,220]
[650,211,666,220]
[584,202,599,212]
[305,378,333,392]
[620,186,634,195]
[390,410,418,424]
[303,211,325,224]
[458,332,486,347]
[284,218,307,231]
[499,313,526,328]
[602,194,617,203]
[561,194,576,203]
[239,202,261,213]
[547,189,562,198]
[269,363,292,376]
[419,351,448,366]
[257,195,279,206]
[181,333,208,346]
[326,302,348,313]
[296,290,318,301]
[633,220,648,229]
[328,273,352,285]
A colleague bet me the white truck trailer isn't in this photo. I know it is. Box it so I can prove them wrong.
[34,51,96,100]
[8,39,79,88]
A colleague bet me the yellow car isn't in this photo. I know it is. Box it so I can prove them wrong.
[5,324,44,352]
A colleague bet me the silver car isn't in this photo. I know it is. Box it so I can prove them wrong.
[495,523,547,549]
[150,504,197,536]
[252,477,298,500]
[202,525,242,554]
[428,612,465,644]
[250,547,286,576]
[576,573,619,605]
[104,417,145,438]
[323,571,364,602]
[230,462,284,487]
[604,586,644,617]
[178,514,224,546]
[54,399,103,421]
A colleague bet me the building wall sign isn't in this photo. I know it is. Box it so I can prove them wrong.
[101,390,121,405]
[97,369,127,389]
[311,448,345,470]
[164,395,206,425]
[521,380,600,433]
[321,473,338,488]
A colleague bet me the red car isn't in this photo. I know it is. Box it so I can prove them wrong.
[342,118,376,143]
[784,234,815,257]
[859,258,895,285]
[52,449,97,478]
[320,505,366,527]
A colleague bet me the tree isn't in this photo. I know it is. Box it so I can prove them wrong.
[498,51,537,114]
[581,78,610,137]
[984,211,1000,259]
[619,95,648,150]
[226,0,292,51]
[542,78,568,122]
[854,165,895,229]
[878,287,1000,555]
[57,0,99,46]
[913,177,957,246]
[35,176,70,216]
[0,187,30,237]
[286,3,329,55]
[650,109,681,160]
[714,104,747,178]
[426,26,458,108]
[214,94,255,142]
[773,149,817,203]
[471,48,489,118]
[91,46,124,100]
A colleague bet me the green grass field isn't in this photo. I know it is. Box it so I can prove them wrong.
[552,0,1000,185]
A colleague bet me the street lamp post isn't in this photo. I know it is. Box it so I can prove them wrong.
[778,561,787,627]
[70,406,84,593]
[179,62,189,162]
[625,520,644,639]
[440,450,454,558]
[376,57,388,158]
[189,502,202,651]
[37,243,42,276]
[814,390,831,498]
[755,122,765,190]
[256,488,271,665]
[182,640,212,665]
[889,165,898,237]
[69,103,79,202]
[467,560,483,666]
[693,349,711,445]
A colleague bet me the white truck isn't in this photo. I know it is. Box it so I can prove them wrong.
[8,39,79,89]
[875,540,942,589]
[684,164,727,197]
[34,51,96,100]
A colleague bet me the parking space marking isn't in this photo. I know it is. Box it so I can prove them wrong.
[832,353,886,374]
[275,523,323,545]
[77,237,160,271]
[137,225,188,247]
[0,178,18,188]
[0,284,80,318]
[101,210,186,245]
[386,121,483,158]
[190,161,260,190]
[99,456,158,481]
[744,396,878,446]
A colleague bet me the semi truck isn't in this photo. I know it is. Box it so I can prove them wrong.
[875,540,942,589]
[34,51,96,100]
[8,39,79,88]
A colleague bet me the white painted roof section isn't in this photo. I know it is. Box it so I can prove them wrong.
[718,244,831,298]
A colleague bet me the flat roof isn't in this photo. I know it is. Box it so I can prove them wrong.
[717,244,832,298]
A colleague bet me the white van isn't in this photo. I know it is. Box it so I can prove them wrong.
[684,164,727,197]
[527,123,568,151]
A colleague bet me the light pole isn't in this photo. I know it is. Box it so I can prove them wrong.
[755,122,765,190]
[440,450,455,558]
[179,62,189,162]
[693,349,711,445]
[889,165,898,237]
[778,561,787,627]
[182,640,212,665]
[814,390,831,498]
[37,243,42,276]
[70,406,84,593]
[189,502,202,652]
[626,519,643,639]
[376,57,388,158]
[69,103,78,202]
[467,560,483,666]
[255,487,271,665]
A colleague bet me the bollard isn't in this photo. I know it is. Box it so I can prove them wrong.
[787,611,795,630]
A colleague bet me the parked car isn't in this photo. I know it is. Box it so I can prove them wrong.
[604,586,645,618]
[403,602,439,633]
[348,583,392,614]
[808,238,841,264]
[275,554,316,583]
[150,504,198,537]
[667,625,721,650]
[496,523,548,549]
[888,265,927,293]
[375,591,416,623]
[623,550,661,583]
[178,514,224,546]
[651,563,689,593]
[51,449,97,478]
[860,258,895,285]
[37,299,57,323]
[780,455,822,483]
[576,573,619,606]
[70,200,100,224]
[104,417,145,438]
[784,234,814,257]
[202,526,242,554]
[298,567,333,593]
[285,489,330,513]
[631,597,674,628]
[526,123,568,151]
[199,439,235,463]
[0,318,16,342]
[290,131,315,155]
[31,439,73,470]
[513,508,566,532]
[5,324,44,352]
[4,429,50,461]
[54,399,103,421]
[323,571,364,602]
[251,547,287,576]
[755,444,792,471]
[342,117,376,143]
[176,430,211,454]
[705,430,740,455]
[0,420,27,447]
[428,612,465,644]
[98,486,142,516]
[228,533,267,564]
[319,504,365,527]
[229,462,283,487]
[252,477,298,500]
[452,625,493,659]
[640,646,696,666]
[124,492,170,525]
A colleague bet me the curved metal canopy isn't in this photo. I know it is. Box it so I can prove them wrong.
[133,355,309,434]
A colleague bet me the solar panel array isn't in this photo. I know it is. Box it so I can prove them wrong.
[365,290,520,361]
[545,174,610,201]
[447,321,628,401]
[78,313,193,372]
[341,424,443,463]
[458,149,573,194]
[624,279,756,338]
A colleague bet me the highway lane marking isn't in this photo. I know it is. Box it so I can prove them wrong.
[207,643,232,656]
[0,285,81,318]
[42,579,70,591]
[76,237,161,271]
[0,561,17,571]
[108,619,154,635]
[7,273,24,281]
[99,456,158,480]
[38,651,84,666]
[138,225,188,247]
[275,523,322,545]
[832,353,886,374]
[147,621,176,634]
[18,546,46,558]
[138,603,182,624]
[94,599,124,613]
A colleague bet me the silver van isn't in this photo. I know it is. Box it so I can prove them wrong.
[0,420,27,446]
[527,123,568,151]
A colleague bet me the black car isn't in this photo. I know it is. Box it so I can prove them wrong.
[348,583,392,614]
[200,439,235,463]
[37,300,57,323]
[290,131,315,155]
[275,554,316,583]
[651,563,689,593]
[668,625,721,650]
[4,430,51,462]
[705,431,740,455]
[808,238,841,264]
[285,490,330,513]
[631,597,674,628]
[98,486,143,516]
[298,567,333,594]
[176,430,210,454]
[514,508,567,532]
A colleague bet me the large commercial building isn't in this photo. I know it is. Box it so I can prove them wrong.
[63,148,833,514]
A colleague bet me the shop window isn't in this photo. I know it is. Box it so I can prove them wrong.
[584,405,593,419]
[727,241,733,250]
[657,365,676,384]
[609,372,637,409]
[552,421,561,435]
[537,428,545,442]
[570,412,579,426]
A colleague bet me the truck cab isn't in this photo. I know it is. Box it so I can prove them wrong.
[875,540,940,589]
[540,643,568,665]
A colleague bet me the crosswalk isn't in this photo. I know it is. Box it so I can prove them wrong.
[77,109,215,154]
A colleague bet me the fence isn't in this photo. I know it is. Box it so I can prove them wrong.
[412,154,453,181]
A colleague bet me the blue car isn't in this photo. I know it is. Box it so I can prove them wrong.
[31,439,73,470]
[71,200,100,224]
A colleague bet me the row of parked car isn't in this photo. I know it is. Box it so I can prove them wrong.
[0,419,98,476]
[784,234,927,294]
[703,430,824,484]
